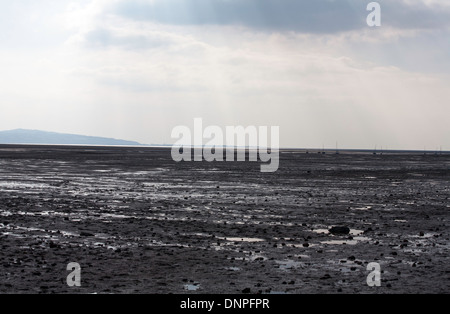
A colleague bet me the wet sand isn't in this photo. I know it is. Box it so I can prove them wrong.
[0,145,449,294]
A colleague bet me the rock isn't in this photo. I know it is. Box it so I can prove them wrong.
[80,231,95,237]
[329,226,350,235]
[242,288,251,294]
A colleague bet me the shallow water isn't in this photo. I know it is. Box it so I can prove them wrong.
[0,146,449,293]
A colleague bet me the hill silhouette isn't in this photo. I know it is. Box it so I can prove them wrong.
[0,129,144,146]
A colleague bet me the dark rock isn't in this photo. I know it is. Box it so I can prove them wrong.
[242,288,251,294]
[329,226,350,235]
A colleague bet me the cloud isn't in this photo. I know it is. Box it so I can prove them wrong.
[111,0,450,34]
[83,27,175,50]
[113,0,364,34]
[1,0,448,149]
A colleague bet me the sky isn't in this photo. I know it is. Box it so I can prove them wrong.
[0,0,449,150]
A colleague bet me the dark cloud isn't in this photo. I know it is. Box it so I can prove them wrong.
[112,0,450,33]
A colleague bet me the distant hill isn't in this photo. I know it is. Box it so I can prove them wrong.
[0,129,144,146]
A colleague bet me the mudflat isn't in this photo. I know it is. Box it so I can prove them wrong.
[0,145,449,294]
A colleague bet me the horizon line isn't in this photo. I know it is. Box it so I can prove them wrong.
[0,143,449,154]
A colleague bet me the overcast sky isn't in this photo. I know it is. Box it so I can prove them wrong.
[1,0,449,149]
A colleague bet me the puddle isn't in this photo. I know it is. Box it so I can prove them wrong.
[184,284,200,291]
[275,260,305,270]
[313,228,365,236]
[321,236,370,245]
[217,237,265,243]
[409,233,435,239]
[288,243,317,248]
[250,255,268,262]
[350,229,365,236]
[353,206,372,211]
[0,182,51,190]
[225,267,241,271]
[313,229,329,234]
[101,213,136,220]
